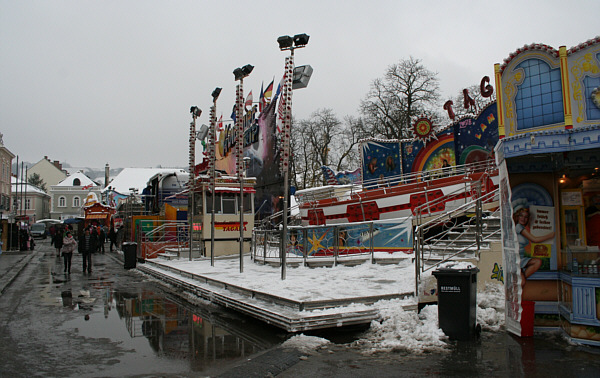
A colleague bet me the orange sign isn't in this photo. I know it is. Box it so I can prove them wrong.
[214,222,247,232]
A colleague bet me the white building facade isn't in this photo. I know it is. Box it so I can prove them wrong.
[50,171,101,220]
[11,177,51,223]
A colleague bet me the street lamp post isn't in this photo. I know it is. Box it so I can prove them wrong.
[209,87,221,267]
[277,33,309,280]
[233,64,253,273]
[189,106,202,261]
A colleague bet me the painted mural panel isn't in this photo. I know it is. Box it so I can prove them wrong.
[361,140,402,188]
[299,219,413,257]
[453,102,499,165]
[402,128,455,175]
[214,100,283,220]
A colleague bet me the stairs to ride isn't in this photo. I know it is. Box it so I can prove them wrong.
[420,213,502,263]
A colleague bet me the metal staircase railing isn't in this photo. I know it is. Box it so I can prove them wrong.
[413,188,500,295]
[137,220,190,259]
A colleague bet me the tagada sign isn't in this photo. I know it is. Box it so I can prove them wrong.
[412,117,436,143]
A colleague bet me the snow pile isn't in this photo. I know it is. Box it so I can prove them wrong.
[281,334,331,354]
[477,283,505,332]
[354,298,448,354]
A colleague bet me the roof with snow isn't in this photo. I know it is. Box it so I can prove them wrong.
[55,171,97,187]
[11,177,50,197]
[102,168,187,195]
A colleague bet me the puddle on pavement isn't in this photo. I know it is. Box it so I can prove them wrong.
[59,285,287,374]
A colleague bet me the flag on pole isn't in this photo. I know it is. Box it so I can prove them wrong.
[245,90,253,109]
[261,79,274,112]
[217,114,223,131]
[258,82,264,112]
[230,105,236,122]
[264,79,274,99]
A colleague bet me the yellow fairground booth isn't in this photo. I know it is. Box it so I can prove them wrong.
[495,36,600,345]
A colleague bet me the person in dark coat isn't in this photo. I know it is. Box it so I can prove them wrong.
[98,227,106,253]
[109,226,117,252]
[79,227,98,274]
[54,228,64,257]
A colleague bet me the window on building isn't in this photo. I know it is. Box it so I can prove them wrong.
[73,196,80,207]
[25,198,31,210]
[73,178,81,186]
[204,192,251,215]
[58,196,66,207]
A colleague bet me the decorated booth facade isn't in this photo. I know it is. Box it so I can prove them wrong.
[495,37,600,345]
[83,192,115,229]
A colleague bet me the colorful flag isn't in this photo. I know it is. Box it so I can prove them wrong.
[245,91,253,109]
[264,79,274,99]
[231,105,236,122]
[217,114,223,131]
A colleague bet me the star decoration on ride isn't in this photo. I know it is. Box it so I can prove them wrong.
[412,116,438,144]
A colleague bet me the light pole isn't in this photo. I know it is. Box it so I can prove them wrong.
[209,87,221,267]
[189,106,202,261]
[277,33,309,280]
[233,64,253,273]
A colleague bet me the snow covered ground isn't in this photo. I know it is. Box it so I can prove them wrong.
[152,255,505,354]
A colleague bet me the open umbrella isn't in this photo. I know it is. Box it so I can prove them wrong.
[62,217,85,225]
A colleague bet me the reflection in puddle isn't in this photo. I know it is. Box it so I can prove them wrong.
[63,284,285,374]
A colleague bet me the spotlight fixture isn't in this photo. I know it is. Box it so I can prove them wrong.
[277,35,293,49]
[211,87,222,101]
[197,124,209,140]
[233,65,254,81]
[293,33,309,47]
[190,106,202,117]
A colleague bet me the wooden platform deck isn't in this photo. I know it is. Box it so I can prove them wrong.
[137,259,414,332]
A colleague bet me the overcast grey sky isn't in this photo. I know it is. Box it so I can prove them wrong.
[1,0,598,169]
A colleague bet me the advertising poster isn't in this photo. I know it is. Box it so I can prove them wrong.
[498,160,522,336]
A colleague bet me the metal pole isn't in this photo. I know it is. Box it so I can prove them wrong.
[210,102,217,267]
[189,117,196,261]
[236,81,244,273]
[281,53,294,280]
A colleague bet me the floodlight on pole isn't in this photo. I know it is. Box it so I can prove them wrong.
[208,90,220,267]
[189,106,202,261]
[277,33,309,280]
[211,87,222,101]
[233,64,253,273]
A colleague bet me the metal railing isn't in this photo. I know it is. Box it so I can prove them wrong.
[413,188,500,294]
[136,220,191,260]
[252,218,414,267]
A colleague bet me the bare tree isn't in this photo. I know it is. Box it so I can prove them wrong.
[360,57,440,139]
[291,109,365,189]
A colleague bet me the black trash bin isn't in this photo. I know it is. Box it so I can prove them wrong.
[432,266,479,341]
[123,242,137,269]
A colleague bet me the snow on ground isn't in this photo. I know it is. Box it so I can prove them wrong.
[153,255,505,354]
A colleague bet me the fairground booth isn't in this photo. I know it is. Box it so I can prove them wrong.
[495,36,600,345]
[82,192,115,229]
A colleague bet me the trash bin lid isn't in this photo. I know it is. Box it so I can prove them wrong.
[432,267,479,276]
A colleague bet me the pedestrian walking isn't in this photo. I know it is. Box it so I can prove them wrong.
[78,227,98,274]
[61,231,77,274]
[116,225,124,250]
[98,227,106,253]
[53,228,64,257]
[109,226,117,252]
